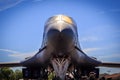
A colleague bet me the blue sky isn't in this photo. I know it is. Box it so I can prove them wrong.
[0,0,120,74]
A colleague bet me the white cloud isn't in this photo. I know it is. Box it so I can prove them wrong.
[80,36,99,42]
[83,48,100,53]
[0,0,24,11]
[0,49,36,59]
[8,52,35,58]
[98,9,120,14]
[109,9,120,13]
[98,11,106,14]
[0,0,46,11]
[0,49,18,54]
[98,53,120,60]
[0,0,47,11]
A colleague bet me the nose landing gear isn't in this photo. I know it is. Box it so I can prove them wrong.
[51,58,70,80]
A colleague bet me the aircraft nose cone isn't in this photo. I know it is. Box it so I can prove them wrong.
[45,15,76,56]
[47,27,74,57]
[47,27,74,43]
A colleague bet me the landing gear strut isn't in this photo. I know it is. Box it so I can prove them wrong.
[22,67,48,80]
[51,58,70,80]
[22,66,99,80]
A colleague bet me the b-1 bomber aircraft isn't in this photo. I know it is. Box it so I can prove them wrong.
[0,15,120,80]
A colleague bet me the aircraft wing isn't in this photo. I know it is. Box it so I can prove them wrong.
[0,62,22,67]
[0,46,47,68]
[100,62,120,68]
[75,47,120,68]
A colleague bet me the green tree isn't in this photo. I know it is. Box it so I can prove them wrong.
[0,68,23,80]
[14,69,22,80]
[0,67,15,80]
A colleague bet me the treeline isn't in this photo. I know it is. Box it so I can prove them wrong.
[0,67,22,80]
